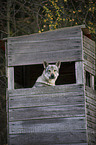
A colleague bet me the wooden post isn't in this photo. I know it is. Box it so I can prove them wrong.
[75,61,84,84]
[91,75,94,90]
[7,67,14,90]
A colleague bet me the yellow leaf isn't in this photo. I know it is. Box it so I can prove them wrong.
[78,10,81,12]
[64,0,67,2]
[44,19,46,23]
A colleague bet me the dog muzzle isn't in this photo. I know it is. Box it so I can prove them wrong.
[50,73,55,79]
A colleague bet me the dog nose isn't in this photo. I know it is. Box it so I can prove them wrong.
[51,73,54,78]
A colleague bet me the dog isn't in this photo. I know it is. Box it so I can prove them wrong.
[34,61,61,87]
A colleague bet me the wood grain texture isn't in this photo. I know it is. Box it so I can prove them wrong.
[9,117,86,134]
[7,25,84,66]
[83,35,95,76]
[8,39,81,54]
[8,25,84,42]
[9,92,84,109]
[75,61,83,84]
[8,67,14,90]
[83,36,95,48]
[85,86,96,145]
[8,48,82,66]
[8,84,84,96]
[9,130,87,145]
[84,65,95,76]
[9,104,85,121]
[7,84,88,144]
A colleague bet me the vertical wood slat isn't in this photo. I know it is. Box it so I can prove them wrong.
[8,67,14,90]
[75,61,84,84]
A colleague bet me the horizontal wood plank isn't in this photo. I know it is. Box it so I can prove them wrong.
[87,114,96,123]
[9,130,87,145]
[9,117,86,134]
[83,36,95,48]
[87,121,96,130]
[84,53,95,64]
[7,25,85,66]
[8,25,83,42]
[8,49,82,66]
[84,59,95,71]
[87,108,96,118]
[9,92,84,109]
[8,84,84,96]
[83,46,95,59]
[84,65,95,76]
[86,102,96,114]
[8,39,81,54]
[9,104,85,121]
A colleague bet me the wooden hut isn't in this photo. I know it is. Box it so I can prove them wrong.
[6,25,96,145]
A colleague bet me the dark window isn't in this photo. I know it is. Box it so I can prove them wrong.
[14,62,76,89]
[86,71,90,87]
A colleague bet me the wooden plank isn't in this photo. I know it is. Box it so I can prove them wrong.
[9,130,87,145]
[75,61,84,84]
[9,104,85,121]
[9,92,84,109]
[8,49,82,66]
[87,114,96,123]
[87,121,96,130]
[8,84,84,96]
[86,97,96,108]
[87,109,96,119]
[83,41,95,53]
[7,67,14,90]
[83,36,95,48]
[86,102,96,112]
[8,39,81,54]
[84,65,95,76]
[9,117,86,134]
[83,46,95,59]
[8,25,83,43]
[84,59,95,71]
[91,75,94,90]
[85,90,96,101]
[84,53,95,64]
[88,129,96,145]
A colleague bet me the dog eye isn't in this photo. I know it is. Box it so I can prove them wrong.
[48,70,51,72]
[54,70,57,72]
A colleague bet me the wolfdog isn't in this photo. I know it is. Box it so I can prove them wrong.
[34,61,61,87]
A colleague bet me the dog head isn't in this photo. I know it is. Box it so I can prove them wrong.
[43,61,61,84]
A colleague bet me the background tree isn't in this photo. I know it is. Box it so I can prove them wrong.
[0,0,96,41]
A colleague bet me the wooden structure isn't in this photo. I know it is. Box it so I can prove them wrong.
[6,25,96,145]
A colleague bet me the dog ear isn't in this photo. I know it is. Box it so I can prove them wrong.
[56,61,61,69]
[43,61,48,68]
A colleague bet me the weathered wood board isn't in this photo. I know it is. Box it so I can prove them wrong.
[7,25,85,66]
[85,86,96,145]
[83,35,95,76]
[7,84,88,145]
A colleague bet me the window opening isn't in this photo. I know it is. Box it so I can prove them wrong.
[14,62,76,89]
[86,71,90,87]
